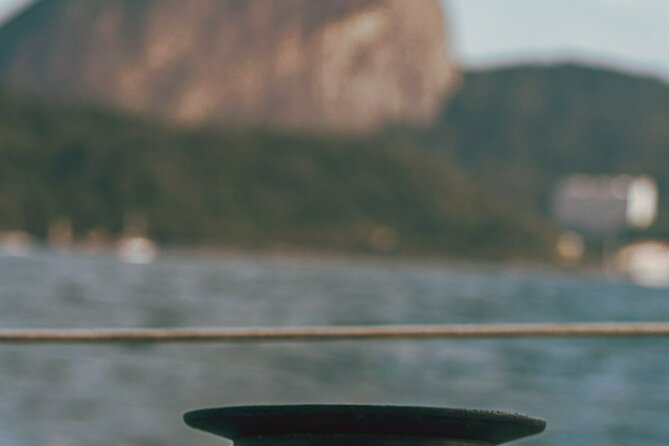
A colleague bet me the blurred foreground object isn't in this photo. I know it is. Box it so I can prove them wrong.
[184,405,546,446]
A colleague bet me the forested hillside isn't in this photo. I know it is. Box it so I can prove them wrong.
[429,63,669,236]
[4,63,665,260]
[0,90,553,259]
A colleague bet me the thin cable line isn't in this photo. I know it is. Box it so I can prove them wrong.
[0,323,668,344]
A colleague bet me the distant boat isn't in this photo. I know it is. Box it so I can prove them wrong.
[616,241,669,288]
[116,236,158,264]
[0,231,36,257]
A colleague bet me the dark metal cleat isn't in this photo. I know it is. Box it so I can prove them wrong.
[184,405,546,445]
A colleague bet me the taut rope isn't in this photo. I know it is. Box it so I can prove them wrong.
[1,323,668,344]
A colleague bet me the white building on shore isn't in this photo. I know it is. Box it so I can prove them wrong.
[554,174,658,234]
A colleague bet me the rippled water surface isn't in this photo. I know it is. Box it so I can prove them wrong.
[1,251,668,446]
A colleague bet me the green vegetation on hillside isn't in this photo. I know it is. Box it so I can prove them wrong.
[5,62,667,260]
[0,90,553,260]
[427,63,669,237]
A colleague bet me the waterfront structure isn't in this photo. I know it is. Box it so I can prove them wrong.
[553,174,658,234]
[616,240,669,288]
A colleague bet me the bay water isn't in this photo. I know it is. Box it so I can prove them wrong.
[1,251,668,446]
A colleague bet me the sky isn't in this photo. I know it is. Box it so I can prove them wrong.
[447,0,669,79]
[0,0,668,80]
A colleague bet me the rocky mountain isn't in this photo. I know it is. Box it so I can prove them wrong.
[0,0,457,132]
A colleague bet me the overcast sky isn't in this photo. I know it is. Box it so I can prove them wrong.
[447,0,669,79]
[1,0,668,80]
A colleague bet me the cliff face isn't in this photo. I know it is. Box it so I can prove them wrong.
[0,0,457,132]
